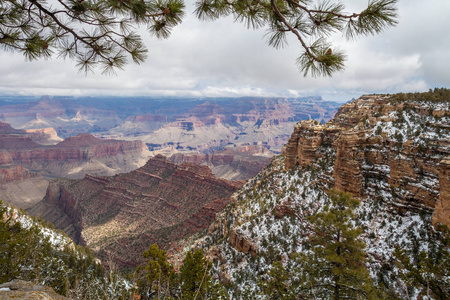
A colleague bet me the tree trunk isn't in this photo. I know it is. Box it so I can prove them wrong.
[334,278,340,300]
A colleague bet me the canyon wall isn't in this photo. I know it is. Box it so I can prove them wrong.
[282,95,450,227]
[0,165,48,209]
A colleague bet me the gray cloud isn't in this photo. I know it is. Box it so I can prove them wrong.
[0,0,449,101]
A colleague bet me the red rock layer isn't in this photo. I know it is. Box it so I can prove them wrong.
[433,159,450,227]
[0,124,148,178]
[29,155,243,269]
[0,165,41,183]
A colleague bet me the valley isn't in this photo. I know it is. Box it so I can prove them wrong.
[28,155,243,269]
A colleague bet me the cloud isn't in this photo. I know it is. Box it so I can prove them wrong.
[0,0,449,101]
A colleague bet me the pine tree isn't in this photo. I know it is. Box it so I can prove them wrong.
[0,0,185,74]
[0,200,31,282]
[0,0,398,75]
[297,190,377,299]
[193,0,398,77]
[179,249,211,299]
[260,260,295,300]
[393,226,450,300]
[137,243,175,299]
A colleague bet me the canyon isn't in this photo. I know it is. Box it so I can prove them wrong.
[0,121,150,208]
[0,96,340,208]
[0,96,340,155]
[168,145,273,181]
[1,91,449,299]
[29,155,243,269]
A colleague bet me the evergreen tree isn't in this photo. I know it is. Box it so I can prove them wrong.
[137,243,175,299]
[179,249,211,299]
[260,260,295,300]
[393,226,450,299]
[0,200,134,300]
[0,0,398,75]
[296,190,377,299]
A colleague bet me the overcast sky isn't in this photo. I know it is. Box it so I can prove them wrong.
[0,0,449,102]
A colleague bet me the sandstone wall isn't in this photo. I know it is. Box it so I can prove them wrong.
[283,95,449,225]
[432,159,450,227]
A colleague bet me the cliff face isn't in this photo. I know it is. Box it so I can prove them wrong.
[0,165,40,183]
[433,158,450,227]
[29,155,243,268]
[282,94,449,226]
[24,127,63,145]
[193,91,449,299]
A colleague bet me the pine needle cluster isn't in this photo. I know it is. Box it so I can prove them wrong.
[194,0,398,77]
[0,0,185,74]
[1,0,398,76]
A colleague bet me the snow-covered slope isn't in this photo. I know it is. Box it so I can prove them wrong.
[0,201,134,299]
[192,90,450,299]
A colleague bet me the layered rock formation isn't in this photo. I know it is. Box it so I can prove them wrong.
[0,123,151,180]
[102,97,340,155]
[0,97,122,138]
[282,94,450,227]
[1,97,339,185]
[433,158,450,227]
[188,91,449,299]
[24,127,63,145]
[29,155,243,268]
[169,145,273,181]
[0,122,151,209]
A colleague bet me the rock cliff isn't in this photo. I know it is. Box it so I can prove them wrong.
[29,155,243,269]
[282,94,449,226]
[0,280,70,300]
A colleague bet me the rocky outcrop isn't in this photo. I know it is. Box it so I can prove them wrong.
[0,280,69,300]
[433,158,450,227]
[283,120,339,170]
[24,127,63,145]
[0,165,40,183]
[273,201,296,219]
[229,229,257,257]
[283,94,449,223]
[29,155,243,269]
[333,130,368,196]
